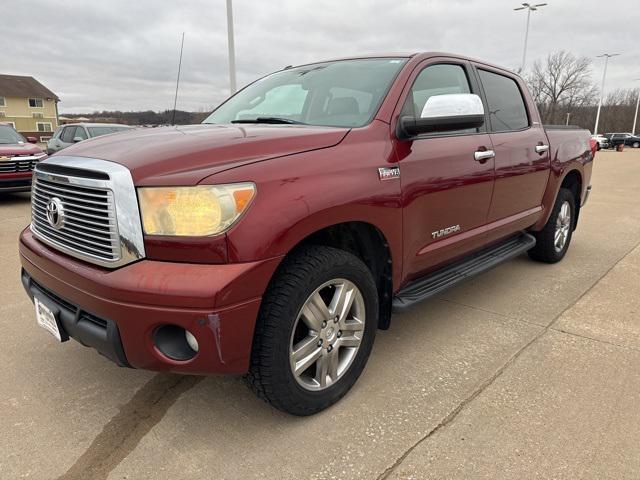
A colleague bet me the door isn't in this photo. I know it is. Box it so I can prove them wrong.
[476,67,550,237]
[393,61,495,281]
[49,127,65,152]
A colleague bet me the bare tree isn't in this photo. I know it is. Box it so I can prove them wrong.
[598,88,640,133]
[526,50,597,125]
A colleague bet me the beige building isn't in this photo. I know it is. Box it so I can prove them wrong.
[0,74,60,143]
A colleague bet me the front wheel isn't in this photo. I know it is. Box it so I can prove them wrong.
[528,188,575,263]
[632,142,640,148]
[245,246,378,416]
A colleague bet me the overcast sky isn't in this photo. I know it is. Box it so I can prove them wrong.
[3,0,639,114]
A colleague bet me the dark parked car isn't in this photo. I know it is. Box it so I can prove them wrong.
[47,123,132,154]
[604,133,640,148]
[20,53,594,415]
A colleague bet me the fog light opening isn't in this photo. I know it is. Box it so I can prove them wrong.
[185,330,199,352]
[153,325,198,361]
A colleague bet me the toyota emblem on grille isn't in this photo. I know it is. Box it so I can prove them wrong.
[46,197,65,229]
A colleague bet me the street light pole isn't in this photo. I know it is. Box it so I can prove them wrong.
[226,0,237,94]
[632,79,640,135]
[514,3,547,73]
[593,53,620,135]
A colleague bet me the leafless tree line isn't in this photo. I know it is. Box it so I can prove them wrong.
[526,50,639,133]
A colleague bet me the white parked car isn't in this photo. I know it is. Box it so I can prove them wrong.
[47,123,132,154]
[590,134,609,151]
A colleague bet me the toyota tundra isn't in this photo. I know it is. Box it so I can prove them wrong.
[19,53,594,415]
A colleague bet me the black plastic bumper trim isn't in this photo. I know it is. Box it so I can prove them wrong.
[21,269,131,367]
[0,177,32,192]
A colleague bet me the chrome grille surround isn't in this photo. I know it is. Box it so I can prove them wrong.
[30,156,145,268]
[0,154,46,173]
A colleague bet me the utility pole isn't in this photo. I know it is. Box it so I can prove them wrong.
[171,32,185,126]
[633,79,640,135]
[514,3,547,73]
[593,53,620,135]
[226,0,237,94]
[566,112,571,125]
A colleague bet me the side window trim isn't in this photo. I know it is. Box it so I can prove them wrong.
[473,65,532,133]
[398,59,487,140]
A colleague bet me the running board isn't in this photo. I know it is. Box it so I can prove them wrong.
[392,233,536,312]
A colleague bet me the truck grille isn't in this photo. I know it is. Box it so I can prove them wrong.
[30,156,146,268]
[0,155,44,173]
[31,175,121,263]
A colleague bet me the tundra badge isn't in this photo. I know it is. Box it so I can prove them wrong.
[378,166,400,181]
[432,225,461,239]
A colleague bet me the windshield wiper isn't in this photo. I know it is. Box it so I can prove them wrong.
[231,117,307,125]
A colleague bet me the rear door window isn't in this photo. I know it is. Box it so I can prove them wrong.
[478,69,529,132]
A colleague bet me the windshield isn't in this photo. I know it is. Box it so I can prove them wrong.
[203,58,407,128]
[88,126,131,137]
[0,125,26,144]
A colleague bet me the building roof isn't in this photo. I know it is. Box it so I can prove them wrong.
[0,74,60,101]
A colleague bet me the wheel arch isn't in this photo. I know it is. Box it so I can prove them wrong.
[559,169,583,230]
[533,166,583,231]
[269,221,395,330]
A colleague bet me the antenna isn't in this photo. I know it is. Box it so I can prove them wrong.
[171,32,185,126]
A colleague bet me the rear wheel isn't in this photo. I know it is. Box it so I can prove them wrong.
[528,188,575,263]
[632,141,640,148]
[245,246,378,416]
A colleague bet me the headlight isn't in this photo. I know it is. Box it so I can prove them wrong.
[137,183,256,236]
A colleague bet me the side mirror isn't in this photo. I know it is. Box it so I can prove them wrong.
[73,136,84,143]
[398,93,485,139]
[26,136,38,144]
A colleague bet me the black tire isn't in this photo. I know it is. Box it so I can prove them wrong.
[632,142,640,148]
[245,246,378,416]
[528,188,575,263]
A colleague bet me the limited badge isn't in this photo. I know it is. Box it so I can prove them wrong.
[378,166,400,181]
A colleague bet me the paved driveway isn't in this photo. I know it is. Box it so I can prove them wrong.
[1,149,639,479]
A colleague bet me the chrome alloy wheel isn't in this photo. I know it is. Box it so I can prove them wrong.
[289,279,366,391]
[554,200,571,252]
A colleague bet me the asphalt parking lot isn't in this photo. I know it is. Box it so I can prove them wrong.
[2,148,640,480]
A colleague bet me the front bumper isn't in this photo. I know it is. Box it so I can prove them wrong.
[19,228,282,374]
[0,173,32,192]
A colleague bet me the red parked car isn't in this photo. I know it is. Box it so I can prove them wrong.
[0,125,47,192]
[19,53,594,415]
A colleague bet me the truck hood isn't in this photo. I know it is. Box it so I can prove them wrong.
[55,124,350,185]
[0,142,43,157]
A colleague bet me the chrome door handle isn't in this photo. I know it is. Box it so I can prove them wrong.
[535,144,549,154]
[474,150,495,162]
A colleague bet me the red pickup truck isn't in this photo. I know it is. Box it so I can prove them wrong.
[0,125,47,192]
[19,53,594,415]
